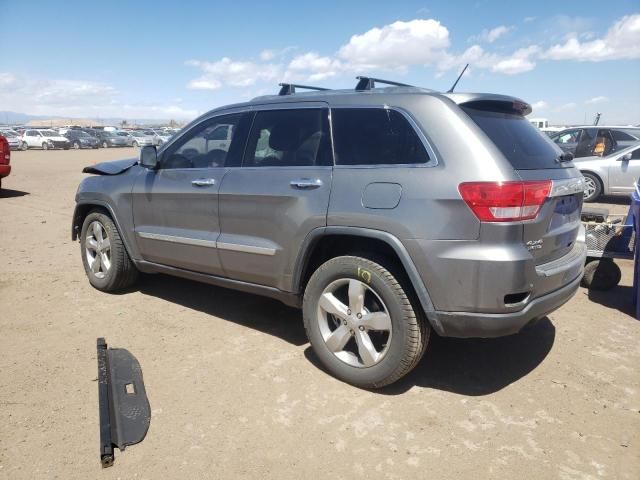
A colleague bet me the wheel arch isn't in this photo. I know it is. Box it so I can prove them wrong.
[72,202,135,259]
[292,227,440,331]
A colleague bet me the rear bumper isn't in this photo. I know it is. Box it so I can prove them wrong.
[431,271,582,338]
[0,164,11,178]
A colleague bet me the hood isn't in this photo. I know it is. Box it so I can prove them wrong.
[82,158,138,175]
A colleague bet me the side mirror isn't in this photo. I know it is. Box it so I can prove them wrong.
[620,152,632,161]
[140,145,158,169]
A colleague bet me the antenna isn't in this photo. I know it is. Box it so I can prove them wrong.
[447,64,469,93]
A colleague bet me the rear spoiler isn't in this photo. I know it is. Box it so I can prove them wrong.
[443,93,532,116]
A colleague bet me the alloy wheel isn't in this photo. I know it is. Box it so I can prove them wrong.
[317,278,392,368]
[85,221,111,279]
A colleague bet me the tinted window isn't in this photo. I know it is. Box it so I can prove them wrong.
[632,147,640,160]
[162,113,247,169]
[243,109,331,167]
[463,107,563,169]
[332,108,429,165]
[611,129,638,141]
[554,129,582,144]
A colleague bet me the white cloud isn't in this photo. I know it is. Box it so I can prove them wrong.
[470,25,514,43]
[287,52,344,81]
[531,100,547,110]
[186,57,281,90]
[585,96,609,104]
[259,49,276,61]
[491,45,540,74]
[543,14,640,61]
[337,19,450,69]
[0,72,197,119]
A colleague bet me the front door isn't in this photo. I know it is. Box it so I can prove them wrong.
[608,145,640,194]
[217,106,333,290]
[131,112,250,275]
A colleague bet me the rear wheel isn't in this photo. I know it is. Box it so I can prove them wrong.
[73,141,80,149]
[582,173,602,202]
[21,142,28,151]
[42,142,48,150]
[303,256,429,388]
[132,141,139,147]
[80,211,138,292]
[102,141,108,148]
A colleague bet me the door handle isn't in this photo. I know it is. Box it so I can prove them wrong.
[192,178,216,187]
[290,178,323,189]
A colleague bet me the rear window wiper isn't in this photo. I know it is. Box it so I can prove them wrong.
[555,151,574,163]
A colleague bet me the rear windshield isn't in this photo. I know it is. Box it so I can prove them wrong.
[462,107,564,169]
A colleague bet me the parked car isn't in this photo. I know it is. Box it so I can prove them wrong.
[64,130,100,149]
[91,130,129,148]
[72,80,586,388]
[574,142,640,202]
[127,130,156,147]
[550,126,640,158]
[114,131,135,146]
[0,129,22,150]
[20,129,71,150]
[0,135,11,188]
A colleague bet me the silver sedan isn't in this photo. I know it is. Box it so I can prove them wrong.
[573,142,640,202]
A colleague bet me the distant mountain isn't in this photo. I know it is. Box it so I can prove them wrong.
[0,111,183,127]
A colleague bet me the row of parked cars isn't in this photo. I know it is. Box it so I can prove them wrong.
[0,126,180,151]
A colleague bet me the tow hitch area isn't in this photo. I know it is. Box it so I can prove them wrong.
[97,338,150,468]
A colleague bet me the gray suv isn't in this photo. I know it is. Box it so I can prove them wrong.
[72,79,586,388]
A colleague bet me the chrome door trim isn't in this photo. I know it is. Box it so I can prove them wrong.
[137,231,217,248]
[216,242,276,256]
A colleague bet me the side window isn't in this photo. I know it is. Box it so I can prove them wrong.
[631,148,640,160]
[611,129,637,142]
[332,108,430,165]
[161,113,245,169]
[243,109,332,167]
[27,131,36,137]
[554,129,581,144]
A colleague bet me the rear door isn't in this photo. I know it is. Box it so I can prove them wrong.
[462,105,584,266]
[217,105,333,290]
[608,145,640,193]
[131,112,251,275]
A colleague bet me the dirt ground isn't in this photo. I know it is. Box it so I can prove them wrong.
[1,148,638,480]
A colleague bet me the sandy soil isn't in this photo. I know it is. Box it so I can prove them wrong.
[1,148,638,479]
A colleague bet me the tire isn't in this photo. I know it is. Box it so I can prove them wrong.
[582,172,602,203]
[73,141,80,149]
[102,141,108,148]
[21,142,28,151]
[42,142,48,150]
[132,141,139,147]
[581,259,621,290]
[80,210,138,292]
[303,255,429,388]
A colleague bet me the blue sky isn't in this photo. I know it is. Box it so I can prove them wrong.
[1,0,639,124]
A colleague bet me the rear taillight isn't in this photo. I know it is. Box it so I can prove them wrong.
[458,180,551,222]
[0,136,10,165]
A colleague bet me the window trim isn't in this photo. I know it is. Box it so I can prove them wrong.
[328,105,439,169]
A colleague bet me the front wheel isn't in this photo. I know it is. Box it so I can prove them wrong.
[80,211,138,292]
[73,141,80,149]
[582,173,602,202]
[21,142,28,151]
[132,141,139,147]
[303,256,429,388]
[42,142,48,150]
[102,141,108,148]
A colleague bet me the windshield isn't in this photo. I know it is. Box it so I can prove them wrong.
[462,107,565,169]
[39,130,59,136]
[130,131,144,137]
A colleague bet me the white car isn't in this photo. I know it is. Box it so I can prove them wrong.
[21,129,71,150]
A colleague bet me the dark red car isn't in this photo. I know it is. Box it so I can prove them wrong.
[0,135,11,189]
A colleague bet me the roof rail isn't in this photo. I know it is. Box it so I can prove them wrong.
[355,76,413,91]
[278,83,330,96]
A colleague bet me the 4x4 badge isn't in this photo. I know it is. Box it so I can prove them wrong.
[526,239,544,251]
